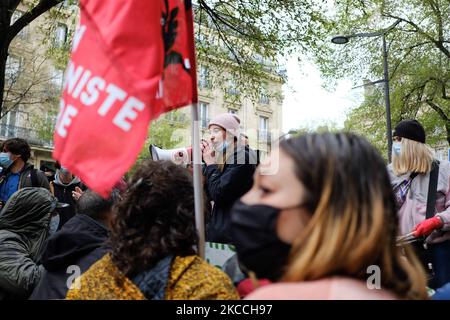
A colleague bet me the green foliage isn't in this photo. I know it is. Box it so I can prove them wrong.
[129,109,189,176]
[31,101,58,143]
[291,120,342,136]
[35,0,334,110]
[195,0,333,102]
[40,0,78,69]
[344,90,389,158]
[314,0,450,148]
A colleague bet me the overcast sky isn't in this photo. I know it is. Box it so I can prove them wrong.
[281,55,365,133]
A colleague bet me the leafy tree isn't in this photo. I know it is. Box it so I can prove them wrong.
[30,95,58,143]
[313,0,449,152]
[195,0,332,102]
[290,120,342,137]
[0,0,65,117]
[2,0,334,117]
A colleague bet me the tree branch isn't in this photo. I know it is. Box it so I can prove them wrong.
[7,0,63,44]
[382,13,450,59]
[426,99,449,122]
[390,42,432,79]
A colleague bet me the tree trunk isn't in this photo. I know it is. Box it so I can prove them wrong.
[0,57,6,119]
[446,121,450,146]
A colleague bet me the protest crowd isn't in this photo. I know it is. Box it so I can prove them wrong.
[0,116,450,300]
[1,0,449,302]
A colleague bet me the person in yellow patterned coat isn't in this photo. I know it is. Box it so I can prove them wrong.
[66,160,238,300]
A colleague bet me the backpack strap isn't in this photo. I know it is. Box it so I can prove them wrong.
[30,168,38,188]
[426,160,440,219]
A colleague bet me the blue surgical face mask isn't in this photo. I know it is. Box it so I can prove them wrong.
[216,141,229,153]
[0,152,13,169]
[392,141,402,157]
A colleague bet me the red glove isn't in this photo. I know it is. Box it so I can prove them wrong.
[236,278,271,298]
[414,217,443,237]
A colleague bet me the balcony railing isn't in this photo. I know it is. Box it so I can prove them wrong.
[0,124,54,148]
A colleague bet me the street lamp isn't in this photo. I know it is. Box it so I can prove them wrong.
[331,19,401,162]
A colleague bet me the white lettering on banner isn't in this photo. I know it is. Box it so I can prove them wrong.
[65,62,84,95]
[61,61,147,133]
[98,84,127,116]
[55,98,65,129]
[72,25,87,52]
[72,69,92,99]
[57,104,78,138]
[113,97,145,131]
[80,77,106,106]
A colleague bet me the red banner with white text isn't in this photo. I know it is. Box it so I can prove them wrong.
[53,0,197,196]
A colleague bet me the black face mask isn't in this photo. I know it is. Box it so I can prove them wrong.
[230,200,303,281]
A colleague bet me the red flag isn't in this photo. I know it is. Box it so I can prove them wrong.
[158,0,198,112]
[53,0,197,196]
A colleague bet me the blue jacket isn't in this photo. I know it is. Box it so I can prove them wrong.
[433,282,450,300]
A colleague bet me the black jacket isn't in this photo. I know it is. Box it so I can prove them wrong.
[51,173,85,229]
[204,145,256,244]
[0,188,55,300]
[29,214,109,300]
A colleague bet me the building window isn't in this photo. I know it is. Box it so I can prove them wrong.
[11,10,27,39]
[5,55,22,83]
[199,102,209,129]
[51,68,64,91]
[258,116,269,141]
[54,23,68,47]
[227,79,240,96]
[198,66,210,89]
[0,110,18,138]
[259,87,270,105]
[256,150,267,164]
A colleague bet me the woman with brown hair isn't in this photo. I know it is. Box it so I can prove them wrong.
[201,113,256,244]
[66,160,238,300]
[231,132,428,299]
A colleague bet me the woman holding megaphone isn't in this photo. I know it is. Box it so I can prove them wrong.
[201,113,257,244]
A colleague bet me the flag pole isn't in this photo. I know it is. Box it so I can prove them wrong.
[191,103,205,258]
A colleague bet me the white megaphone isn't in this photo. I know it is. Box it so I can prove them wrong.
[150,144,192,166]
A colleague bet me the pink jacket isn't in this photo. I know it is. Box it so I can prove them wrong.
[244,277,398,300]
[387,161,450,244]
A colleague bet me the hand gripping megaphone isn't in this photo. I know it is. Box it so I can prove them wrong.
[149,144,192,166]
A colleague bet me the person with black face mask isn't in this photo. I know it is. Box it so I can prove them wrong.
[231,132,429,300]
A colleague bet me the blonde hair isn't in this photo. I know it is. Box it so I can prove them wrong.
[280,133,429,300]
[392,138,434,176]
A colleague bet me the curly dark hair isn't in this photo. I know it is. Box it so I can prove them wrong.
[110,160,198,278]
